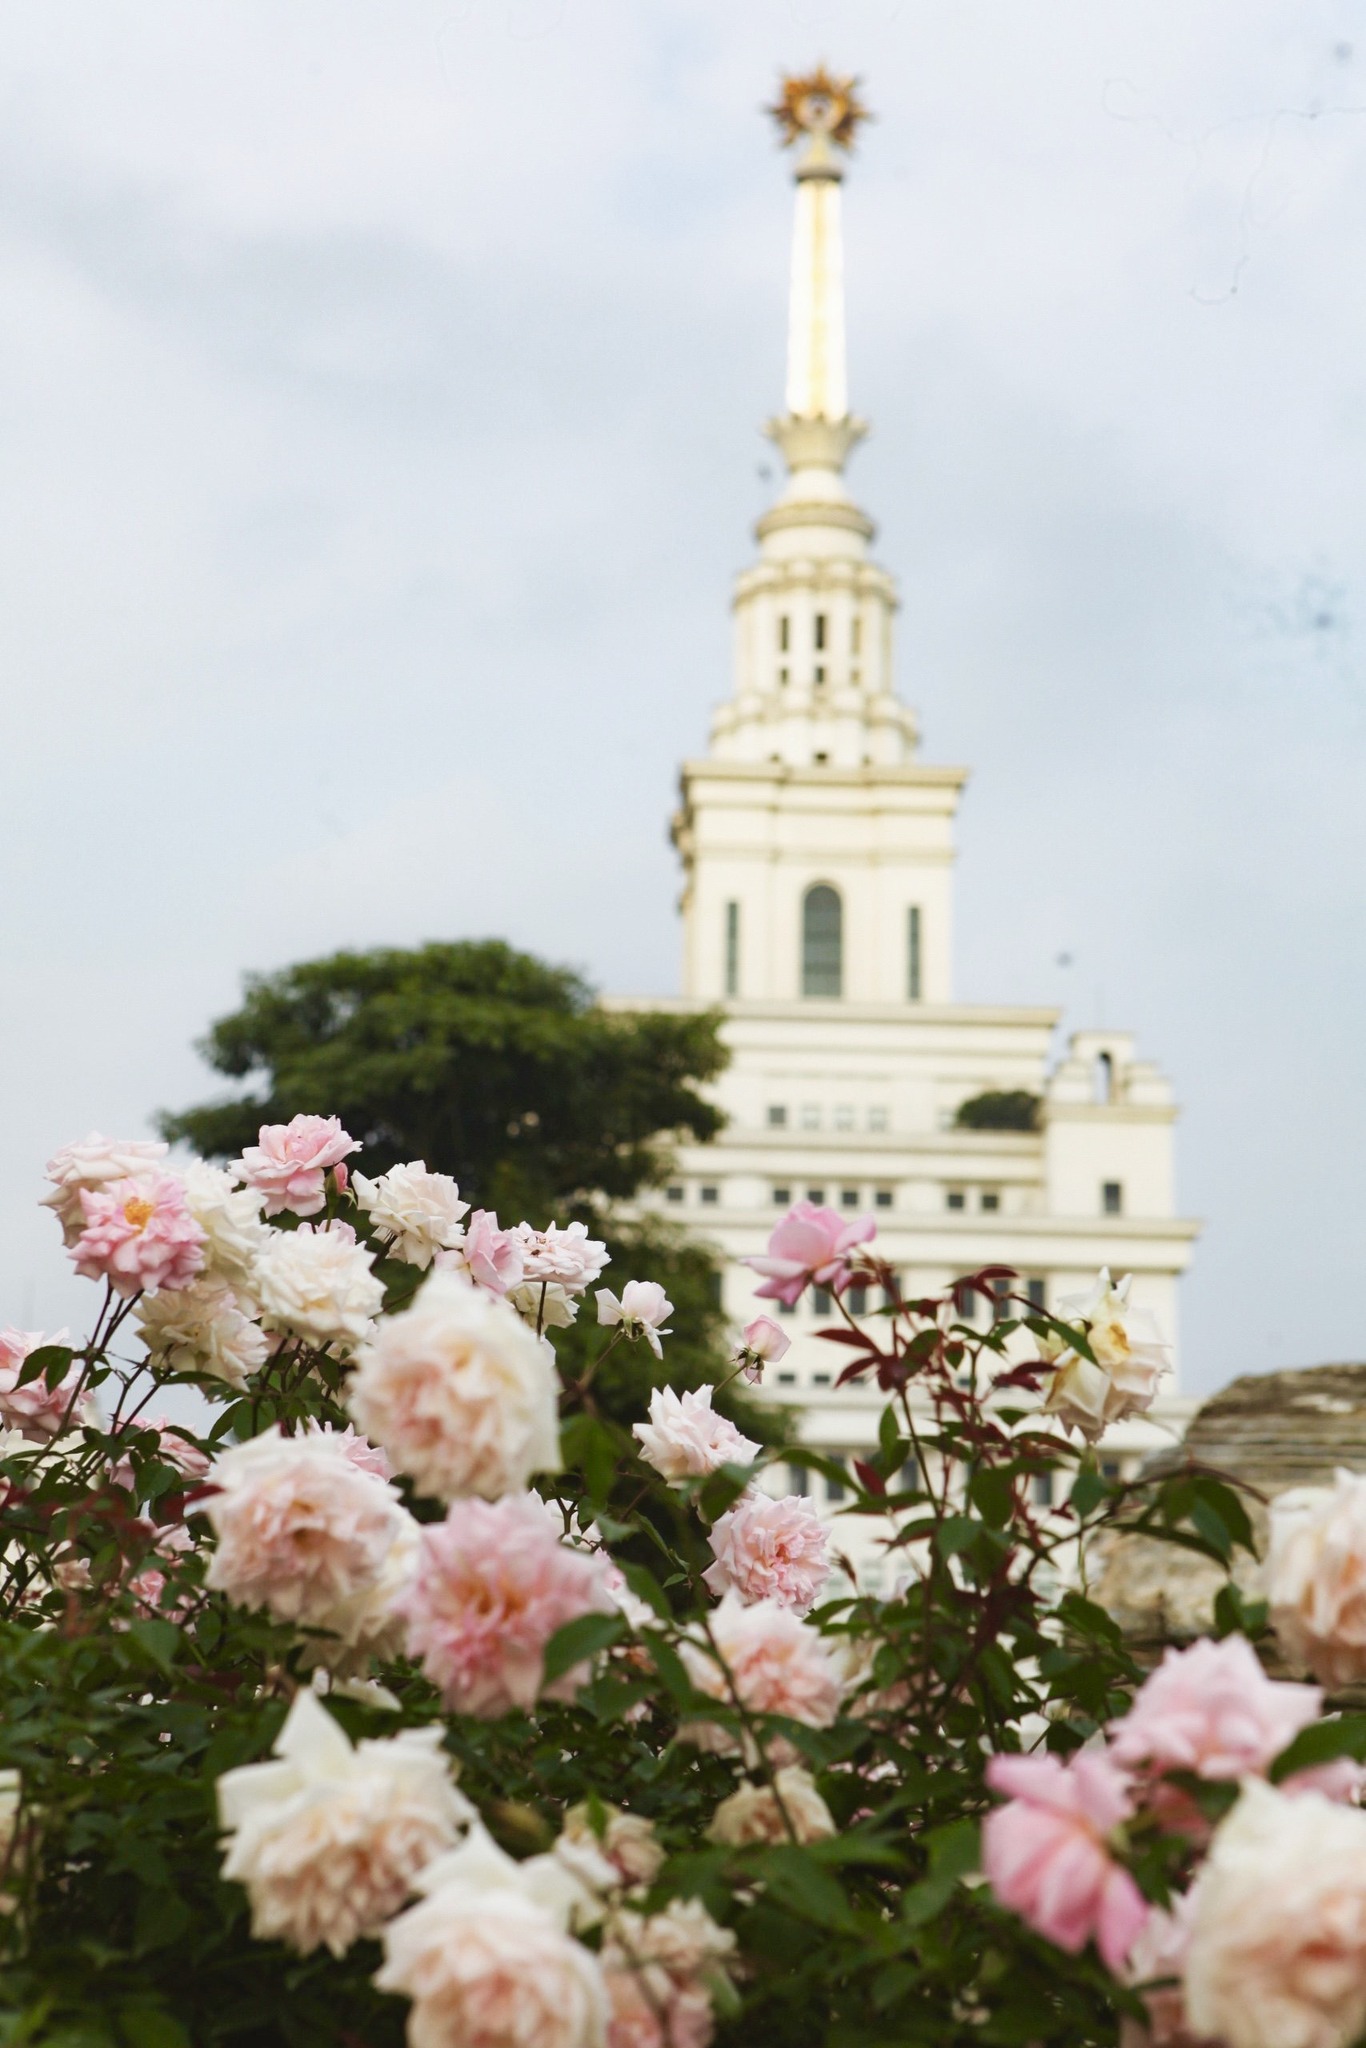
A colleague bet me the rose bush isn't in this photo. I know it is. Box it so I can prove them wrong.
[2,1125,1365,2047]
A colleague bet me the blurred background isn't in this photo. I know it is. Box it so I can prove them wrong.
[1,0,1362,1392]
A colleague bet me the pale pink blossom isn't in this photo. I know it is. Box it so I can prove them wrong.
[632,1386,759,1482]
[436,1208,525,1297]
[202,1426,417,1667]
[302,1421,392,1481]
[707,1765,835,1847]
[352,1162,468,1268]
[731,1316,790,1384]
[216,1688,473,1958]
[559,1805,663,1891]
[396,1493,618,1718]
[180,1161,270,1287]
[41,1133,168,1246]
[0,1328,82,1439]
[126,1521,197,1619]
[1185,1780,1366,2048]
[602,1901,734,2048]
[517,1222,611,1294]
[678,1592,842,1759]
[71,1176,206,1297]
[1268,1469,1366,1688]
[1122,1892,1206,2048]
[1109,1635,1321,1783]
[597,1283,673,1361]
[253,1221,384,1351]
[236,1115,359,1219]
[136,1275,268,1389]
[376,1822,610,2048]
[982,1750,1147,1971]
[742,1202,875,1307]
[1041,1269,1170,1443]
[703,1493,831,1614]
[347,1272,560,1503]
[141,1419,212,1481]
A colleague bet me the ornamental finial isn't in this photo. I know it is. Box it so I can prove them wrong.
[766,66,871,153]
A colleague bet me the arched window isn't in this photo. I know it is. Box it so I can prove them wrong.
[802,885,843,997]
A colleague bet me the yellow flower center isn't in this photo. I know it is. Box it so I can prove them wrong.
[122,1196,156,1232]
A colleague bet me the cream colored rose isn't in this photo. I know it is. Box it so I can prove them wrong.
[346,1271,560,1502]
[707,1765,835,1847]
[352,1161,468,1269]
[1267,1470,1366,1687]
[1184,1780,1366,2048]
[1041,1268,1169,1444]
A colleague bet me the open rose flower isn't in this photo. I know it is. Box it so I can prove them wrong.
[180,1160,270,1287]
[632,1386,759,1481]
[731,1316,790,1384]
[137,1275,268,1390]
[395,1493,618,1717]
[1185,1780,1366,2048]
[596,1282,673,1361]
[236,1115,359,1219]
[1109,1635,1322,1788]
[678,1592,842,1760]
[253,1221,384,1351]
[346,1270,560,1502]
[602,1898,735,2048]
[742,1203,875,1307]
[72,1175,206,1297]
[352,1161,469,1268]
[216,1688,473,1958]
[1040,1269,1170,1442]
[558,1805,663,1892]
[708,1765,835,1847]
[41,1133,168,1246]
[983,1750,1147,1971]
[702,1492,831,1614]
[437,1209,525,1296]
[516,1222,610,1294]
[1267,1469,1366,1688]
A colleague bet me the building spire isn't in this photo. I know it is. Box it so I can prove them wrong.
[766,68,871,478]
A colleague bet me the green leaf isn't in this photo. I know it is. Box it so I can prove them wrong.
[117,2009,191,2048]
[934,1515,981,1557]
[126,1618,180,1675]
[968,1468,1013,1527]
[1270,1713,1366,1783]
[1070,1469,1108,1518]
[16,1344,72,1390]
[541,1611,624,1686]
[758,1844,854,1929]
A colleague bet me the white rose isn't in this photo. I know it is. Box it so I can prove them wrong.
[216,1688,473,1957]
[137,1275,269,1390]
[346,1270,560,1502]
[352,1162,468,1269]
[516,1222,610,1293]
[707,1765,836,1847]
[181,1161,271,1289]
[1267,1469,1366,1687]
[1042,1268,1170,1442]
[632,1385,759,1481]
[508,1280,579,1331]
[1185,1780,1366,2048]
[254,1222,384,1351]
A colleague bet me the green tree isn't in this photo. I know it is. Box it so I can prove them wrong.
[954,1088,1041,1132]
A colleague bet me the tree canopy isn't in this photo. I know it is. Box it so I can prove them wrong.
[954,1089,1041,1132]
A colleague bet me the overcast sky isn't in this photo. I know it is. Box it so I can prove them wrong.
[2,1,1363,1395]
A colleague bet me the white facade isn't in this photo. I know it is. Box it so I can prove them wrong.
[615,89,1199,1564]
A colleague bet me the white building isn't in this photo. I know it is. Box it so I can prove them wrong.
[615,74,1199,1539]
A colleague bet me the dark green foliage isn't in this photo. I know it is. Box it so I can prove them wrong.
[953,1090,1041,1133]
[160,940,727,1224]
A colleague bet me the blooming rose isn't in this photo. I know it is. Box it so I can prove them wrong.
[137,1276,268,1390]
[742,1202,876,1307]
[376,1822,610,2048]
[1109,1635,1321,1784]
[202,1426,417,1666]
[517,1222,611,1294]
[702,1493,831,1614]
[707,1765,835,1847]
[216,1688,472,1958]
[236,1115,359,1219]
[983,1751,1147,1971]
[396,1493,618,1718]
[253,1221,384,1351]
[678,1592,842,1759]
[509,1280,579,1331]
[1267,1469,1366,1688]
[559,1805,663,1891]
[180,1161,270,1288]
[602,1899,735,2048]
[0,1328,83,1439]
[436,1208,525,1296]
[596,1283,673,1361]
[72,1176,206,1297]
[1184,1780,1366,2048]
[1041,1269,1170,1442]
[41,1133,168,1245]
[632,1386,759,1482]
[352,1161,469,1268]
[346,1271,560,1502]
[731,1316,790,1384]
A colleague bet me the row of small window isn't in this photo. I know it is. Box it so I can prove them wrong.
[767,1104,890,1132]
[777,612,859,655]
[665,1183,896,1210]
[773,1275,1048,1321]
[783,1458,1129,1510]
[724,893,922,1001]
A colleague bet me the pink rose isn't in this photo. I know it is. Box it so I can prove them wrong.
[41,1132,168,1246]
[72,1176,206,1297]
[678,1592,842,1759]
[436,1209,526,1297]
[236,1115,359,1219]
[1109,1636,1321,1784]
[983,1751,1148,1971]
[732,1316,790,1384]
[741,1202,875,1307]
[0,1327,81,1439]
[395,1493,618,1718]
[517,1222,610,1293]
[632,1386,760,1482]
[596,1282,673,1361]
[702,1492,831,1614]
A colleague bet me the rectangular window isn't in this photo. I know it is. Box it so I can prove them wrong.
[772,1184,791,1206]
[665,1185,684,1205]
[787,1460,808,1494]
[777,1370,797,1386]
[779,666,789,685]
[868,1105,889,1132]
[778,615,790,652]
[1031,1471,1053,1508]
[700,1185,719,1205]
[834,1105,854,1130]
[848,1283,868,1316]
[767,1104,788,1127]
[813,665,826,685]
[778,1298,796,1317]
[840,1187,859,1209]
[1103,1181,1123,1215]
[811,1371,831,1387]
[981,1190,1000,1213]
[851,616,862,654]
[1026,1276,1046,1312]
[812,1287,832,1315]
[874,1189,893,1209]
[946,1189,966,1212]
[724,901,739,997]
[800,1105,821,1131]
[806,1187,826,1205]
[826,1462,847,1503]
[813,613,827,651]
[907,905,922,1000]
